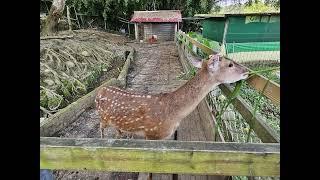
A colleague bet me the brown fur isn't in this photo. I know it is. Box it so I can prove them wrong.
[96,56,248,140]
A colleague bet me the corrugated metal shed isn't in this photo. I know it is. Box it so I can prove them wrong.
[131,10,181,41]
[143,23,176,41]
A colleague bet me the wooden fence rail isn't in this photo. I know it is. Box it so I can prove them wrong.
[40,137,280,177]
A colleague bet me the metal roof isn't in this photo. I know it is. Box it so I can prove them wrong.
[130,10,182,23]
[195,12,280,18]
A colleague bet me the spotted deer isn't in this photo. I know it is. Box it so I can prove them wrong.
[95,54,249,140]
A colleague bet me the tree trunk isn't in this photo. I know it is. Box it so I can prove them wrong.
[66,6,72,31]
[42,0,66,36]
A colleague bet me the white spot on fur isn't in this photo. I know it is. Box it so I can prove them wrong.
[147,95,151,98]
[100,97,108,101]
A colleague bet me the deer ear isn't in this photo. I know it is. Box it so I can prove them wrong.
[187,52,203,68]
[207,54,220,71]
[190,58,203,68]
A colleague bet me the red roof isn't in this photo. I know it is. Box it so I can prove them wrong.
[130,10,182,23]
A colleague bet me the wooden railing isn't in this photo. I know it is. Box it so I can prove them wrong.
[41,137,279,177]
[40,37,280,177]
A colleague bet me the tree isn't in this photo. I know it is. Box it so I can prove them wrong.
[244,0,277,13]
[42,0,66,36]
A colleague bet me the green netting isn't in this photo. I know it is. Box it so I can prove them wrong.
[226,16,280,43]
[226,41,280,53]
[201,19,225,42]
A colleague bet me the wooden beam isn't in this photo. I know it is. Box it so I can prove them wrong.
[40,35,74,40]
[219,84,280,143]
[184,35,216,55]
[222,19,229,45]
[135,23,139,40]
[117,49,134,87]
[246,74,280,106]
[40,137,280,177]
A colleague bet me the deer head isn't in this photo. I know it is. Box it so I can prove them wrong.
[191,54,249,84]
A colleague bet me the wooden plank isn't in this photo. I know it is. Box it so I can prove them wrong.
[219,84,280,143]
[246,74,280,106]
[40,137,280,177]
[184,35,217,55]
[117,49,134,87]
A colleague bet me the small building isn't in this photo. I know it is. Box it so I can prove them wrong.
[195,12,280,43]
[130,10,182,41]
[194,12,280,62]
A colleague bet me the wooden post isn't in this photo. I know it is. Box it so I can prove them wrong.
[73,6,81,28]
[66,6,72,31]
[134,23,139,40]
[174,23,177,42]
[222,18,229,54]
[128,22,130,37]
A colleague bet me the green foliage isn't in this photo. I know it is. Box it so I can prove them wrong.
[63,0,214,32]
[215,0,279,14]
[244,0,277,13]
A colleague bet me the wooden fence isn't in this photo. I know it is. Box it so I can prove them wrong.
[40,35,280,177]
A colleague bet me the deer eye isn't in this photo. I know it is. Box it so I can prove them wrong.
[228,63,233,67]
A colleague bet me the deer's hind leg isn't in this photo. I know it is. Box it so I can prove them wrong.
[100,120,110,138]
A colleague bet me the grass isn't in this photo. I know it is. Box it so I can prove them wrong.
[207,63,280,143]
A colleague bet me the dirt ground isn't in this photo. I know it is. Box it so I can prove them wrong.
[52,41,185,180]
